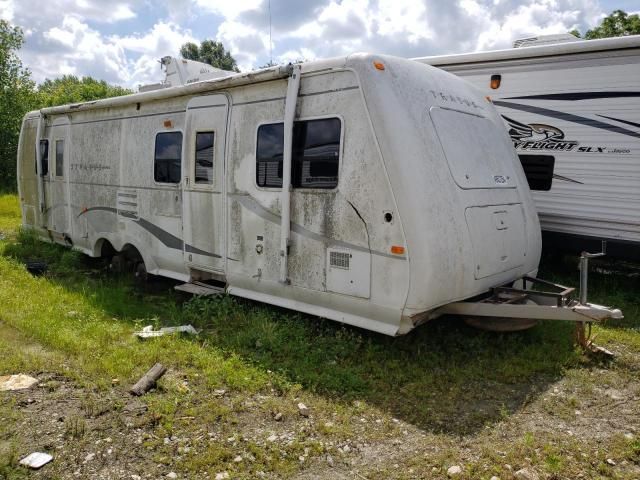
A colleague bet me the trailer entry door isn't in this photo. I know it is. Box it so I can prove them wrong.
[182,95,229,273]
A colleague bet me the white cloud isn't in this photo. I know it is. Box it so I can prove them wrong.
[194,0,262,19]
[3,0,612,89]
[0,0,15,22]
[467,0,603,51]
[216,19,269,70]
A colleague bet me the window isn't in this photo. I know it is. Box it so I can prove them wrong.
[55,140,64,177]
[256,118,341,189]
[154,132,183,183]
[256,123,284,188]
[518,154,555,191]
[195,132,214,184]
[39,140,49,176]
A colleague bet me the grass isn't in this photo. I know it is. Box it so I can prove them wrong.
[1,193,640,479]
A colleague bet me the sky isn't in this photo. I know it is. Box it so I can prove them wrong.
[0,0,637,89]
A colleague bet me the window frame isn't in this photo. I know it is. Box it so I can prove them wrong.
[153,129,184,186]
[192,130,216,189]
[254,114,344,192]
[54,139,64,178]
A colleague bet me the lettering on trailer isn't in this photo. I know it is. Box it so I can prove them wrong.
[501,115,629,154]
[71,163,111,171]
[428,90,483,110]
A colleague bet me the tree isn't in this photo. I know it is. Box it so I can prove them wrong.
[0,20,37,191]
[179,40,239,72]
[37,75,132,108]
[571,10,640,39]
[0,19,132,192]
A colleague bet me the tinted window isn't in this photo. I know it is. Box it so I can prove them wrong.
[256,118,340,189]
[39,140,49,176]
[154,132,183,183]
[518,154,555,191]
[292,118,340,188]
[195,132,214,184]
[256,123,284,188]
[55,140,64,177]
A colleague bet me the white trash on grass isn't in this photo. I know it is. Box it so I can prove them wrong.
[0,374,38,391]
[134,325,198,339]
[19,452,53,469]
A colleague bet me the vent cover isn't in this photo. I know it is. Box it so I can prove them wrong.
[330,251,350,270]
[326,248,370,299]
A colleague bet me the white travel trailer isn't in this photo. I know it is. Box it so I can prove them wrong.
[415,35,640,259]
[17,53,621,338]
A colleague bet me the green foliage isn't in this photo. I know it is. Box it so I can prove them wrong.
[0,21,131,193]
[571,10,640,39]
[2,194,640,477]
[0,21,38,192]
[37,75,132,108]
[180,39,239,72]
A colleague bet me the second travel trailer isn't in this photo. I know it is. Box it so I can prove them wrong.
[17,53,621,339]
[415,34,640,259]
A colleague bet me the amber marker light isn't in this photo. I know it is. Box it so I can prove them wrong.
[390,245,405,255]
[490,74,501,89]
[373,61,385,71]
[164,120,173,128]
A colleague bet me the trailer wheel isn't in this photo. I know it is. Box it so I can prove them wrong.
[134,261,148,284]
[464,316,538,332]
[110,254,128,273]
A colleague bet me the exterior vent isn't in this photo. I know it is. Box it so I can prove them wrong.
[117,189,139,219]
[513,34,580,48]
[329,251,350,270]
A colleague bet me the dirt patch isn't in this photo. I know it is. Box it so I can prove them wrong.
[3,359,639,480]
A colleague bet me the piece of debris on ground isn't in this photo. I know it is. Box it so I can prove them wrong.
[0,373,38,391]
[19,452,53,469]
[134,325,198,339]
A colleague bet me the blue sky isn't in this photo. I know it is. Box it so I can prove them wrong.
[0,0,636,89]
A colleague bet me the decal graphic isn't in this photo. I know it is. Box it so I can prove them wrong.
[503,116,578,151]
[501,115,629,155]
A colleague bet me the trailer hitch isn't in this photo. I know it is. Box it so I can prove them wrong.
[431,241,623,356]
[575,241,617,357]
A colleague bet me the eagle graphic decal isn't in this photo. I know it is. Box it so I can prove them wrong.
[501,115,583,185]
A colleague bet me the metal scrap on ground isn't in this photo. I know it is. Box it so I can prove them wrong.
[0,374,38,391]
[134,324,199,339]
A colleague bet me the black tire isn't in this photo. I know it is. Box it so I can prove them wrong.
[110,254,127,273]
[134,261,148,284]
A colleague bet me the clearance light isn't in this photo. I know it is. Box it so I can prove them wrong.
[485,96,492,102]
[164,120,173,128]
[490,74,501,89]
[373,61,385,71]
[390,245,405,255]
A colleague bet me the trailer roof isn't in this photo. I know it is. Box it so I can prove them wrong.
[28,55,350,118]
[413,34,640,67]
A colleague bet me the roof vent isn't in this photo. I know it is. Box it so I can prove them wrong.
[513,33,580,48]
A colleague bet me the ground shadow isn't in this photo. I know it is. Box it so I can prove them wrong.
[1,239,606,436]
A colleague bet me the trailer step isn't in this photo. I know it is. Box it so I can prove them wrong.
[174,282,225,296]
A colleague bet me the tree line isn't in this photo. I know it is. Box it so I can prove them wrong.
[1,10,639,191]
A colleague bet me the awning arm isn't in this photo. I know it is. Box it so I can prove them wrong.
[279,64,301,284]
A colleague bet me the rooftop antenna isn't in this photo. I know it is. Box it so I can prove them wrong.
[268,0,273,65]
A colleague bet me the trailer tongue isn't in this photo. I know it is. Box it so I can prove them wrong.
[433,244,623,355]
